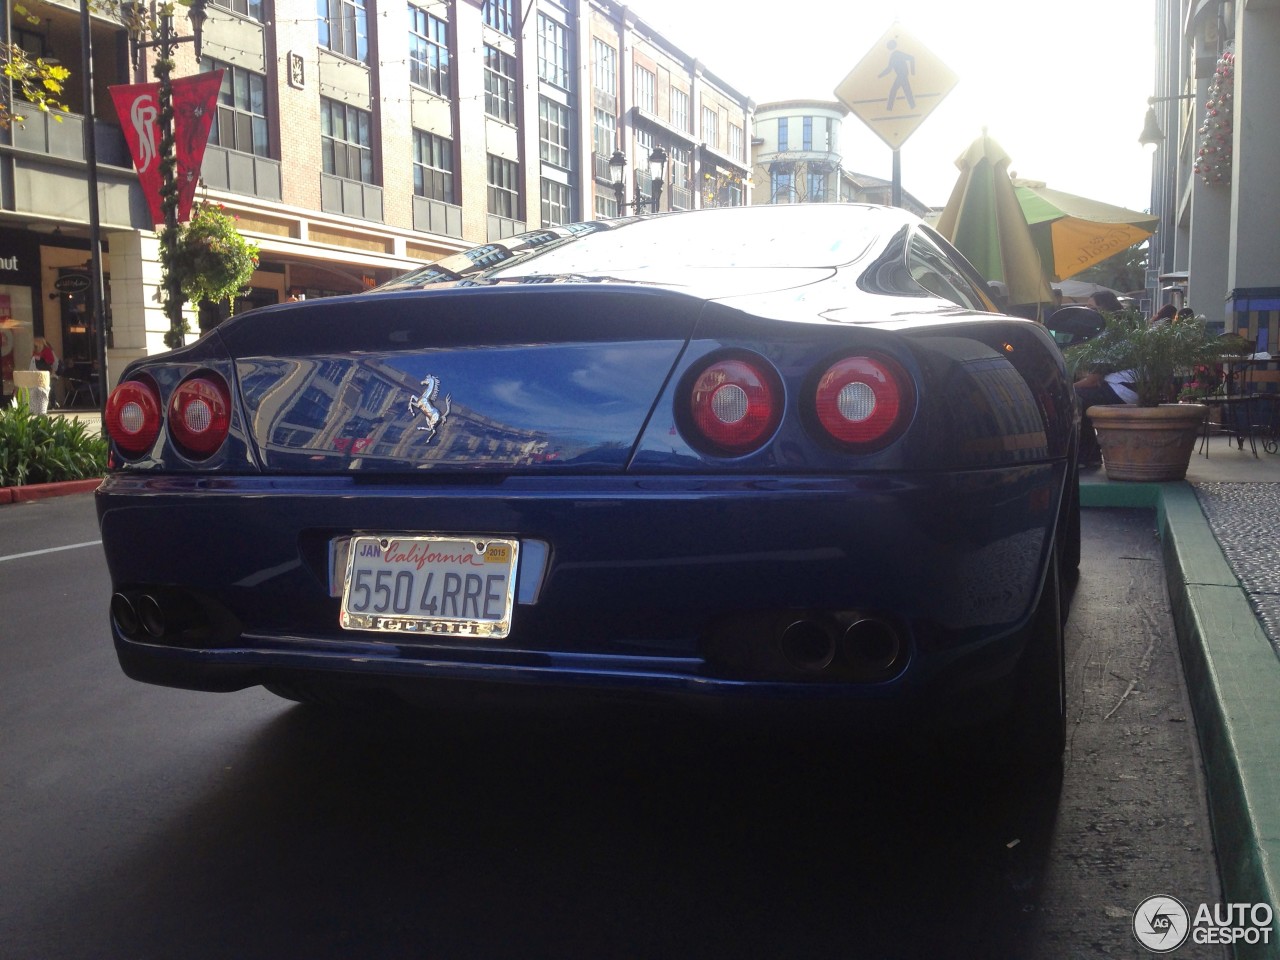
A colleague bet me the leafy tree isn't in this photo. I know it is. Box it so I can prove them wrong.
[0,5,72,127]
[1075,242,1149,294]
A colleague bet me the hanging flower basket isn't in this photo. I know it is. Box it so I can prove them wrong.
[159,202,260,345]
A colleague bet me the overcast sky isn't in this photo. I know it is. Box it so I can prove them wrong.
[630,0,1157,213]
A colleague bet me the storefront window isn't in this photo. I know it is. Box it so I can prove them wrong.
[0,289,35,401]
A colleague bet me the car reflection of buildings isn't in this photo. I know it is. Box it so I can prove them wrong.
[242,358,561,467]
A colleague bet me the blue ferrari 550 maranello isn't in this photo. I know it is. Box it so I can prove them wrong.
[97,204,1079,764]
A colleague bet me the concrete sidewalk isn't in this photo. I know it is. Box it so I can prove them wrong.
[1083,432,1280,957]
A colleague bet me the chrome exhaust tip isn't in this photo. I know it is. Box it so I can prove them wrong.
[842,618,903,676]
[111,593,141,638]
[137,594,166,639]
[779,619,837,673]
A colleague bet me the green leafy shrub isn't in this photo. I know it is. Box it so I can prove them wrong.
[0,395,108,487]
[1065,309,1248,406]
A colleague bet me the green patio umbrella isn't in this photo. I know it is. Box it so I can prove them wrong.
[1013,179,1159,282]
[936,134,1053,309]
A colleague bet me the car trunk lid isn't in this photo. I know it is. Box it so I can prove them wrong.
[216,286,703,474]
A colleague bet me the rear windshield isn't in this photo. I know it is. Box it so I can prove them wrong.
[384,206,887,288]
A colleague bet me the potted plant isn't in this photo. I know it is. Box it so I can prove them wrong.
[1065,310,1248,480]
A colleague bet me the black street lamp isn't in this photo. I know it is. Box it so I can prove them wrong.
[79,0,108,409]
[1139,93,1196,150]
[609,145,669,214]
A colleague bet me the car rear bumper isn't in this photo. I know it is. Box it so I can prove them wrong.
[97,464,1066,707]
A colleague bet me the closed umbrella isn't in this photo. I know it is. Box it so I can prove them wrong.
[936,134,1053,310]
[1013,179,1159,282]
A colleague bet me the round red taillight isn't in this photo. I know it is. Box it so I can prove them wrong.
[686,357,781,455]
[105,380,163,458]
[168,374,232,458]
[813,355,913,449]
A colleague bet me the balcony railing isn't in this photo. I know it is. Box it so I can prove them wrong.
[320,173,384,222]
[10,101,130,167]
[202,145,282,203]
[412,195,463,238]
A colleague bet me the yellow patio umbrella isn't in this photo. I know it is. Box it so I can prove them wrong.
[1012,179,1159,282]
[936,134,1053,309]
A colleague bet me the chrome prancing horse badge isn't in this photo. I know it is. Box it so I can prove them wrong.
[409,375,452,437]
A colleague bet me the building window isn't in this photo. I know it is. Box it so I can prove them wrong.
[777,117,789,152]
[802,116,813,151]
[409,7,450,96]
[771,170,794,203]
[484,45,517,124]
[537,14,570,89]
[592,39,616,97]
[487,154,519,218]
[317,0,368,63]
[728,122,743,162]
[203,59,268,157]
[593,107,616,160]
[413,130,455,203]
[321,97,373,183]
[539,97,572,168]
[701,106,719,150]
[807,171,826,201]
[635,65,656,114]
[670,88,689,133]
[482,0,514,36]
[211,0,263,21]
[669,144,690,190]
[594,193,618,219]
[541,179,572,226]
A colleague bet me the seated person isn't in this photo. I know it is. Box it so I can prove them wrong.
[1074,367,1136,466]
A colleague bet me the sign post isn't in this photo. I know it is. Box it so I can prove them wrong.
[835,24,958,206]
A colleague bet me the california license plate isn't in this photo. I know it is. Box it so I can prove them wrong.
[339,535,519,638]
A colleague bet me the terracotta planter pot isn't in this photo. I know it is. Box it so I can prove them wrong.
[1087,403,1208,481]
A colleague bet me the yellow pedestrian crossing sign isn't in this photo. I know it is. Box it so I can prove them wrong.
[835,24,958,150]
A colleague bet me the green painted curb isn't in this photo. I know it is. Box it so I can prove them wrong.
[1090,480,1280,957]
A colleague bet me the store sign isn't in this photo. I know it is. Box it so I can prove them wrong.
[54,274,91,293]
[0,256,19,272]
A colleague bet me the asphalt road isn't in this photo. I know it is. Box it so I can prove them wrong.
[1,494,1225,959]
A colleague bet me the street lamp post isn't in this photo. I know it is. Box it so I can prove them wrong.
[609,145,669,214]
[79,0,108,409]
[134,0,208,347]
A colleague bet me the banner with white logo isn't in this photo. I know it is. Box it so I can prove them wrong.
[109,71,223,228]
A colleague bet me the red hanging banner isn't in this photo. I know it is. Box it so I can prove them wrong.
[171,71,223,221]
[110,81,164,226]
[110,70,223,228]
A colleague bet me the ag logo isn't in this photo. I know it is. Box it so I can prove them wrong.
[1133,895,1190,953]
